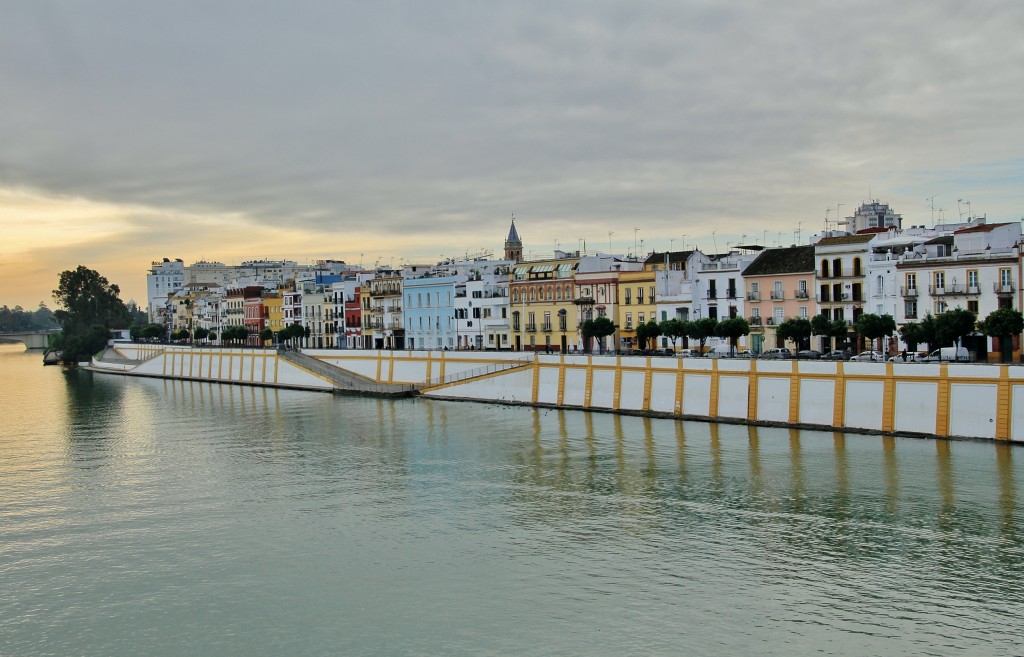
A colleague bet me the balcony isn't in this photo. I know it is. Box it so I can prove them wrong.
[901,286,918,298]
[995,282,1016,295]
[770,291,784,301]
[765,317,775,325]
[747,292,760,301]
[794,289,809,299]
[706,291,718,300]
[526,324,536,332]
[726,290,737,300]
[817,294,831,303]
[542,323,552,332]
[749,316,762,325]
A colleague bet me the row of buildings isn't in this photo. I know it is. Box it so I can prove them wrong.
[148,201,1023,359]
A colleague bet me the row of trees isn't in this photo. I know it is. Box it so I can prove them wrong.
[580,306,1024,360]
[579,316,752,354]
[0,303,58,332]
[775,307,1024,360]
[131,322,315,347]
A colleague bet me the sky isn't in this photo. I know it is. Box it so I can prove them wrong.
[2,0,1022,310]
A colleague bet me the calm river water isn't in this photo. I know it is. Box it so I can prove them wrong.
[2,343,1023,656]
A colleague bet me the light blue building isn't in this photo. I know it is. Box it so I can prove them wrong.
[403,274,457,350]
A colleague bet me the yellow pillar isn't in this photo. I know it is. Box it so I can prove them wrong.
[708,359,720,418]
[747,359,759,422]
[674,359,684,414]
[788,360,801,425]
[612,356,623,410]
[935,363,951,437]
[881,361,896,432]
[642,357,654,411]
[833,361,846,428]
[583,356,594,408]
[996,365,1011,440]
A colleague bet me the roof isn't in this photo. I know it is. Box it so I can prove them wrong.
[816,234,876,247]
[924,235,954,246]
[506,219,522,245]
[856,227,891,234]
[742,245,815,276]
[644,250,694,265]
[954,221,1014,235]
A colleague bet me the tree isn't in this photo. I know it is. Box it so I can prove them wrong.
[899,322,925,353]
[935,309,976,351]
[581,317,616,354]
[920,313,938,349]
[259,327,274,346]
[659,318,686,350]
[978,307,1024,363]
[51,266,131,363]
[810,313,849,352]
[854,313,897,353]
[193,327,210,343]
[687,317,719,354]
[716,317,750,355]
[636,320,661,350]
[777,318,812,351]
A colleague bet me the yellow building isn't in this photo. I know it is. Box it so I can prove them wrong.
[263,292,284,341]
[615,269,658,351]
[509,256,579,352]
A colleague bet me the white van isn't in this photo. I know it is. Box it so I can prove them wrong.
[922,346,970,362]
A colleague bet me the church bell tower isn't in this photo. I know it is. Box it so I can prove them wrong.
[504,216,523,263]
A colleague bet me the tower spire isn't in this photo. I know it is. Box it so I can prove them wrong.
[504,213,523,262]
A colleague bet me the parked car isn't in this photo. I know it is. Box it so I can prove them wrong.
[822,350,851,361]
[759,348,791,359]
[921,347,970,362]
[675,349,700,358]
[733,350,753,359]
[795,350,822,360]
[850,350,884,362]
[887,352,921,363]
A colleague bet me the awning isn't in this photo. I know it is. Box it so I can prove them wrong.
[531,265,553,273]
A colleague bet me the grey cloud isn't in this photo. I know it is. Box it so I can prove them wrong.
[1,0,1022,255]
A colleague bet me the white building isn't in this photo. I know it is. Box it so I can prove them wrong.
[146,258,185,322]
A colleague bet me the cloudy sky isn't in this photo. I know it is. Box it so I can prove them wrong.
[2,0,1022,309]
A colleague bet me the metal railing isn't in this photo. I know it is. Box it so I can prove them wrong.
[423,356,535,388]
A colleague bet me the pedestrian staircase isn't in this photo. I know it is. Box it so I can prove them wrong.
[278,349,417,397]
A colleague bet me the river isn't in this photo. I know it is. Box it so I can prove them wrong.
[1,343,1022,656]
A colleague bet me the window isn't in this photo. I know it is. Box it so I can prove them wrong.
[625,288,632,304]
[853,258,862,276]
[773,281,783,300]
[797,280,807,297]
[934,271,945,290]
[625,313,633,329]
[650,286,656,302]
[967,300,979,314]
[833,259,842,277]
[967,270,979,290]
[821,260,830,278]
[774,308,784,325]
[906,273,917,290]
[799,306,808,319]
[934,300,947,313]
[637,287,644,304]
[543,311,551,330]
[638,313,645,324]
[1000,268,1013,289]
[876,276,884,296]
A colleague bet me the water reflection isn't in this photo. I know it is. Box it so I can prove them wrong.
[6,346,1024,657]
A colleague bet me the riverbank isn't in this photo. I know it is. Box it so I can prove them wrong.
[89,344,1024,443]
